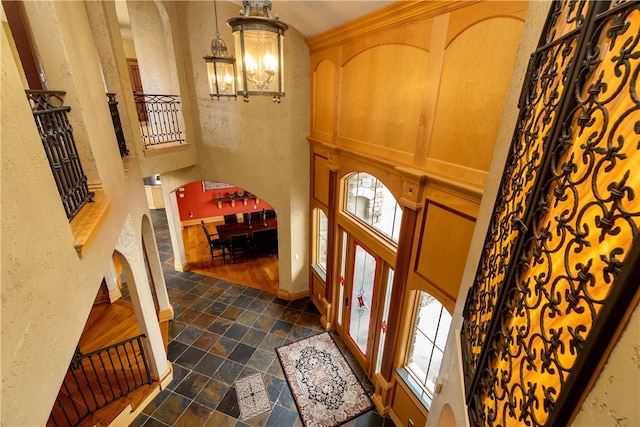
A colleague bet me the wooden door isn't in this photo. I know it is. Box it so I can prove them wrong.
[337,232,394,377]
[127,58,147,122]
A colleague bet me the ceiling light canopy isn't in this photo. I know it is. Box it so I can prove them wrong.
[227,0,288,103]
[203,0,237,100]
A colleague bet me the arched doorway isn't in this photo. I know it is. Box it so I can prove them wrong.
[175,180,280,293]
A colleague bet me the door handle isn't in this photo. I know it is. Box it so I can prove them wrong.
[344,297,349,308]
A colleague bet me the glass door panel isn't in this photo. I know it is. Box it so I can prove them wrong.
[337,231,347,327]
[348,243,377,356]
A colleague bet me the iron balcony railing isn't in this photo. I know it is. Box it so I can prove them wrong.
[26,90,94,221]
[106,93,129,157]
[47,335,152,427]
[133,93,185,148]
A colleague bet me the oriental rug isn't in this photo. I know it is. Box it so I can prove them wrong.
[235,373,271,421]
[276,332,373,427]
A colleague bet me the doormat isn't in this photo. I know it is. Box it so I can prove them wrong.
[276,332,373,427]
[235,373,271,421]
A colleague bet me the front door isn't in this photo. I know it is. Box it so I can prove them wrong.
[337,233,392,376]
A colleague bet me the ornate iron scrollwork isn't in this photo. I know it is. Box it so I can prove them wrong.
[462,1,640,425]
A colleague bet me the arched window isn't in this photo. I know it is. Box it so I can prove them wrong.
[345,172,402,243]
[313,208,328,273]
[406,291,452,400]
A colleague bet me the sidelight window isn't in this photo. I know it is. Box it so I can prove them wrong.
[313,209,328,274]
[406,291,451,398]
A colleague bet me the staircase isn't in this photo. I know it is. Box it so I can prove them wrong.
[47,301,159,427]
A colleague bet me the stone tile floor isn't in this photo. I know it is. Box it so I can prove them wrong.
[131,210,395,427]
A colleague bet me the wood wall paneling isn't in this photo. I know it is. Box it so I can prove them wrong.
[428,16,525,173]
[310,270,327,313]
[338,44,429,158]
[413,201,476,307]
[444,1,528,45]
[311,59,336,139]
[312,153,330,206]
[390,371,428,427]
[339,18,433,64]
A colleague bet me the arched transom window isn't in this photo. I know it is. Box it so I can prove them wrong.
[345,172,402,243]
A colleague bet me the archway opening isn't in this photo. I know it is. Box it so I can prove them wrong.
[176,180,279,293]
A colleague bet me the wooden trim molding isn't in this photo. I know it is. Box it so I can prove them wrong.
[276,288,309,301]
[174,260,188,272]
[71,188,112,258]
[157,305,174,322]
[306,0,473,52]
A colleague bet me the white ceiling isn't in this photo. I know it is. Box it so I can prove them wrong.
[260,1,395,38]
[115,0,394,39]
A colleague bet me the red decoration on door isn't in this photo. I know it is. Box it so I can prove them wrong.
[357,295,365,308]
[381,321,387,333]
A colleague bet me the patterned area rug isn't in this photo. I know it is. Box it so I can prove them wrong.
[276,332,373,427]
[235,373,271,421]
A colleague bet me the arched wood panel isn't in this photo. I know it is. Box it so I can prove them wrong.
[338,44,429,157]
[311,59,336,138]
[428,17,524,172]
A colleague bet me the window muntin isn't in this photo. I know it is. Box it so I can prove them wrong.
[345,172,402,243]
[406,292,452,398]
[314,209,328,273]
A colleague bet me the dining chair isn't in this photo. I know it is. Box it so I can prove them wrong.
[265,209,277,219]
[224,214,239,224]
[229,233,254,263]
[201,221,227,263]
[252,228,278,256]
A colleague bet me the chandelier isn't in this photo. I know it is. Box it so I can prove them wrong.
[203,0,237,100]
[227,0,288,102]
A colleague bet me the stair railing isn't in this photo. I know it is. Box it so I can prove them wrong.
[48,334,152,427]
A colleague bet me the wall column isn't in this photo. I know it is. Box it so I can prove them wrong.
[322,147,340,328]
[163,188,187,271]
[104,257,122,302]
[374,168,427,410]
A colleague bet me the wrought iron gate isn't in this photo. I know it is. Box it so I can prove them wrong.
[461,1,640,425]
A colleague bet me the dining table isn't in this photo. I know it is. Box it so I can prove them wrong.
[216,217,278,244]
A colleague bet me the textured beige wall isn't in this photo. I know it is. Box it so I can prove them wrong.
[573,305,640,426]
[1,2,167,424]
[425,2,551,425]
[156,0,310,294]
[122,37,136,59]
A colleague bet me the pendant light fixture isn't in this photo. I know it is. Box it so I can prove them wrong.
[203,0,237,100]
[227,0,288,103]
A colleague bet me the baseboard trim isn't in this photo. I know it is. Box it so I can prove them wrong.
[174,260,189,272]
[276,288,309,301]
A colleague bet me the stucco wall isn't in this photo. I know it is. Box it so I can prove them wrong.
[155,0,310,295]
[1,2,167,424]
[572,304,640,426]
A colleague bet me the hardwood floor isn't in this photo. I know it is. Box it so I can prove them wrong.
[181,221,280,294]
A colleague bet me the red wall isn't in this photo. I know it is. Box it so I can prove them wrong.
[176,181,273,221]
